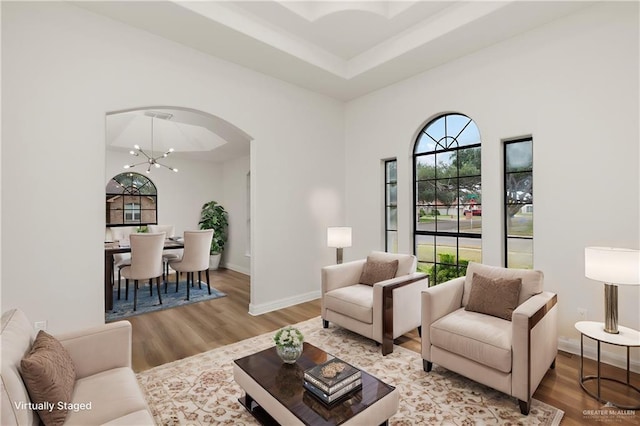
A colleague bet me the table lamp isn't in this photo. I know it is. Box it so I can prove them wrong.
[327,227,352,264]
[585,247,640,334]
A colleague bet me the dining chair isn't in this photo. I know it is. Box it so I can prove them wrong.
[119,232,166,311]
[147,224,182,280]
[109,226,137,300]
[168,230,213,300]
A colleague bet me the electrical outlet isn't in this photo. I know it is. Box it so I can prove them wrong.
[34,321,47,331]
[577,308,587,321]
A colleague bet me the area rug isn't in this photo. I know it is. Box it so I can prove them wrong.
[136,317,563,425]
[106,280,226,322]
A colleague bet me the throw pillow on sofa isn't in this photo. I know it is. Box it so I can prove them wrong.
[20,330,76,426]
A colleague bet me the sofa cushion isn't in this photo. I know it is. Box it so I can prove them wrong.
[359,258,399,285]
[20,331,76,426]
[430,308,513,373]
[64,367,150,425]
[324,285,373,324]
[465,273,521,321]
[367,251,416,277]
[463,262,543,307]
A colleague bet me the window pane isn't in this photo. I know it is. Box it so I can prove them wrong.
[458,146,481,177]
[386,161,397,183]
[415,133,437,154]
[506,172,533,204]
[417,261,434,276]
[435,151,455,178]
[124,196,139,207]
[386,231,398,253]
[507,207,533,237]
[506,140,533,172]
[416,206,436,232]
[415,234,434,264]
[140,209,156,224]
[457,121,481,147]
[459,237,482,265]
[507,237,533,269]
[435,178,456,211]
[386,206,397,229]
[459,176,481,202]
[446,114,471,141]
[426,117,446,148]
[387,183,397,205]
[416,154,435,179]
[460,204,482,234]
[435,236,457,264]
[416,180,436,205]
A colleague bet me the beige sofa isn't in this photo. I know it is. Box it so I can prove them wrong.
[421,262,558,415]
[1,309,154,425]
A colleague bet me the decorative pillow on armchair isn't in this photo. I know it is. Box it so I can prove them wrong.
[465,272,522,321]
[359,257,399,285]
[20,330,76,426]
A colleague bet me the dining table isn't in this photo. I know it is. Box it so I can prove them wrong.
[104,239,184,311]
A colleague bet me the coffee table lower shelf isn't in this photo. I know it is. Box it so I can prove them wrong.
[238,394,279,426]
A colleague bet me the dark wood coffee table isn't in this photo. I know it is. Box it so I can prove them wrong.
[233,342,399,425]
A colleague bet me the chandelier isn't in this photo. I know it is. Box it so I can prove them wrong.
[124,114,178,173]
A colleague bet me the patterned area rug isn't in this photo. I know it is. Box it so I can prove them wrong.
[137,317,564,425]
[106,280,226,322]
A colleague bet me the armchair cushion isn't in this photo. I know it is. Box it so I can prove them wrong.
[324,284,373,324]
[430,308,513,373]
[20,331,76,426]
[465,273,521,321]
[463,262,543,307]
[367,251,415,276]
[359,257,398,285]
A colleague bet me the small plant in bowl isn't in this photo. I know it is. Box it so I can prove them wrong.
[273,326,304,364]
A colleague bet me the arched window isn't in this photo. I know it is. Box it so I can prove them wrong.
[413,113,482,284]
[106,172,157,226]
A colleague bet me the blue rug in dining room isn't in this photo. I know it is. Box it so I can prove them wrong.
[106,280,226,322]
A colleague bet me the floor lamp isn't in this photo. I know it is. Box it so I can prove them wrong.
[585,247,640,334]
[327,227,352,264]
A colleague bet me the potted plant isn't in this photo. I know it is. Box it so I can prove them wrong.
[198,200,228,270]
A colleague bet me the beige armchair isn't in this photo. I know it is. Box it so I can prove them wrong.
[321,251,429,355]
[421,262,558,415]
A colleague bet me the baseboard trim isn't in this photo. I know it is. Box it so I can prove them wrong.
[558,336,640,373]
[249,290,320,316]
[221,262,251,276]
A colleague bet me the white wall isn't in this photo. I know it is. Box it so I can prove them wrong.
[223,155,251,275]
[345,2,639,368]
[1,2,344,332]
[106,150,224,236]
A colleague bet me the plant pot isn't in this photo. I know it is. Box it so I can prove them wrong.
[276,343,303,364]
[209,253,221,270]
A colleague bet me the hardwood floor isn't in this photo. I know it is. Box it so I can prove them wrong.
[126,269,639,425]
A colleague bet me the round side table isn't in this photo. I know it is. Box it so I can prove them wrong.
[575,321,640,409]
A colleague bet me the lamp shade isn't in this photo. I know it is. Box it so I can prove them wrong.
[585,247,640,285]
[327,227,352,248]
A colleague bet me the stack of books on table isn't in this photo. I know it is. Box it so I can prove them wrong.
[303,358,362,405]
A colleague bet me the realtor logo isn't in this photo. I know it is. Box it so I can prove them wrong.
[583,403,636,423]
